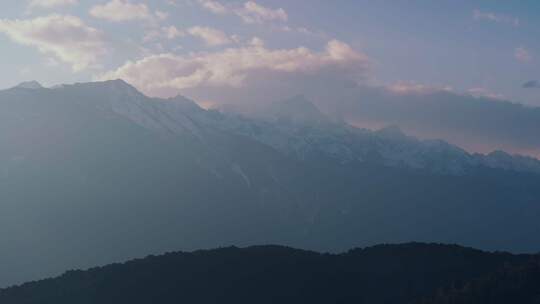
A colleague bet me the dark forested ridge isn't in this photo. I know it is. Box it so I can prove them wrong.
[418,260,540,304]
[0,243,538,304]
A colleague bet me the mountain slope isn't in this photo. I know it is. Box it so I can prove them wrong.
[0,80,319,286]
[0,243,533,304]
[218,96,540,174]
[1,80,540,287]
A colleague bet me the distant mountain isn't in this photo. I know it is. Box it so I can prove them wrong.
[265,95,330,124]
[217,100,540,175]
[0,243,535,304]
[329,85,540,157]
[13,81,43,89]
[1,80,540,287]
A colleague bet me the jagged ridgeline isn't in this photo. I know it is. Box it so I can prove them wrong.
[0,243,538,304]
[1,80,540,287]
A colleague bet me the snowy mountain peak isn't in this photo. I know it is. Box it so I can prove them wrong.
[54,79,143,98]
[100,79,141,94]
[14,81,43,90]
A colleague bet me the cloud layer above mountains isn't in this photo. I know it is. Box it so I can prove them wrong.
[99,39,370,99]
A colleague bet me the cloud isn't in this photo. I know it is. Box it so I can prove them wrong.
[467,87,505,100]
[387,81,453,95]
[144,26,185,42]
[90,0,157,22]
[28,0,78,8]
[155,11,169,21]
[473,9,519,27]
[386,83,505,100]
[237,1,288,24]
[197,0,228,15]
[187,26,231,46]
[0,14,106,71]
[515,47,532,63]
[196,0,287,24]
[330,84,540,157]
[98,39,370,97]
[523,80,540,89]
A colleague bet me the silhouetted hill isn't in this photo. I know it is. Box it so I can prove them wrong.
[0,243,535,304]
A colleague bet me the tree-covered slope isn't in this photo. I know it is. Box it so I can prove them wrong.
[0,243,534,304]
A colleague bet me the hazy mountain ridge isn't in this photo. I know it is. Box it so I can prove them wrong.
[1,80,540,287]
[330,86,540,158]
[164,90,540,175]
[26,80,540,175]
[0,243,536,304]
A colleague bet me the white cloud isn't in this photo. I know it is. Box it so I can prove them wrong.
[163,26,184,39]
[197,0,228,15]
[98,39,370,98]
[387,83,504,100]
[237,1,288,24]
[155,11,169,20]
[515,47,532,63]
[144,26,185,42]
[0,14,106,71]
[90,0,156,22]
[467,87,505,100]
[28,0,78,8]
[248,36,264,47]
[386,81,453,95]
[188,26,231,46]
[196,0,288,24]
[473,9,519,27]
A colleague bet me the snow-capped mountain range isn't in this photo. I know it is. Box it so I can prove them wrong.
[2,79,540,287]
[31,80,538,176]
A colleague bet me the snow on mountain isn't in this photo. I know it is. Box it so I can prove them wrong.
[51,80,208,140]
[197,98,540,175]
[16,80,540,176]
[13,81,43,89]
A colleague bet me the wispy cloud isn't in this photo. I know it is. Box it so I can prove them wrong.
[197,0,287,24]
[143,26,185,42]
[197,0,228,15]
[473,9,519,27]
[467,87,505,100]
[90,0,162,22]
[386,81,453,95]
[0,14,106,71]
[187,26,231,46]
[28,0,78,9]
[237,1,288,24]
[515,47,532,63]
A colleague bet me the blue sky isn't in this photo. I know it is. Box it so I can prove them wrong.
[0,0,539,106]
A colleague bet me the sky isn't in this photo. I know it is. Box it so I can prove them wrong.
[0,0,539,107]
